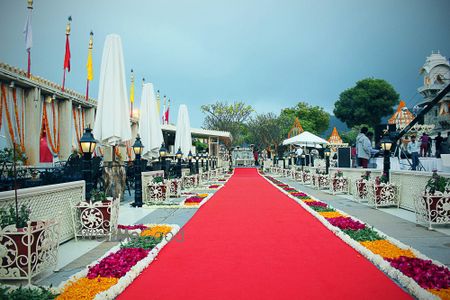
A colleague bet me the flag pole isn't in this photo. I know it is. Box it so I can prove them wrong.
[25,0,33,78]
[129,69,135,118]
[62,16,71,92]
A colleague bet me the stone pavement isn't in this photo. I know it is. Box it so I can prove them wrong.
[278,176,450,267]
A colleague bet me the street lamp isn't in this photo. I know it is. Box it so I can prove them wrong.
[132,135,144,207]
[380,134,393,181]
[176,147,183,178]
[200,152,205,169]
[195,153,200,174]
[301,153,306,172]
[187,150,193,174]
[80,127,97,200]
[324,147,331,175]
[205,152,209,171]
[159,143,168,178]
[283,156,286,169]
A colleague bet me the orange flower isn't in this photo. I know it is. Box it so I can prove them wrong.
[57,277,118,300]
[428,288,450,300]
[360,240,416,259]
[140,225,172,238]
[318,211,344,218]
[197,193,208,198]
[302,199,315,203]
[184,202,199,206]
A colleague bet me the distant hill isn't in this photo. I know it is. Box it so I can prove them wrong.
[322,115,349,138]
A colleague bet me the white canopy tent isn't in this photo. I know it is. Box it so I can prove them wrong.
[93,34,132,147]
[138,83,164,159]
[282,131,329,147]
[174,104,192,156]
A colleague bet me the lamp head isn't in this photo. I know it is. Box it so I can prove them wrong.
[176,147,183,159]
[159,143,167,158]
[80,127,96,154]
[132,135,144,156]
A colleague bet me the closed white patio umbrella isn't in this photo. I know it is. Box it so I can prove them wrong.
[174,104,192,157]
[138,83,163,158]
[93,34,132,147]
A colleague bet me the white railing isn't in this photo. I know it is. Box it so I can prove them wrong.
[0,181,84,243]
[390,170,450,211]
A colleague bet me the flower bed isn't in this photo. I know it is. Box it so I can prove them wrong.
[56,224,179,300]
[183,193,210,207]
[208,185,221,189]
[264,175,450,299]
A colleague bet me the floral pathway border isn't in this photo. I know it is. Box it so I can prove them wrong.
[54,224,180,299]
[262,174,449,300]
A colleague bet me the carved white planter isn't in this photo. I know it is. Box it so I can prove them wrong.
[293,171,302,182]
[145,182,169,204]
[168,178,182,198]
[72,197,119,241]
[354,179,369,202]
[0,220,60,284]
[302,172,312,185]
[415,191,450,230]
[368,182,400,208]
[182,174,199,190]
[330,176,350,195]
[312,174,329,190]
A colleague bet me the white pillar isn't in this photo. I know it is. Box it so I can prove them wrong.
[24,87,41,165]
[59,98,73,160]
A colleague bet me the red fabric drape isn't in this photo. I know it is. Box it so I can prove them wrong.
[40,133,53,163]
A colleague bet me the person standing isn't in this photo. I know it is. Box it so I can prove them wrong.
[435,132,444,158]
[356,127,371,168]
[295,147,303,165]
[253,149,259,166]
[419,133,429,157]
[407,135,420,170]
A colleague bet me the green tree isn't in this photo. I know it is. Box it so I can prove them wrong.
[340,124,374,145]
[247,112,290,155]
[279,102,330,135]
[201,101,253,149]
[333,78,400,129]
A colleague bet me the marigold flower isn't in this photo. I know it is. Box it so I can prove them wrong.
[141,225,173,238]
[57,277,118,300]
[428,288,450,300]
[197,193,208,198]
[318,211,344,218]
[360,240,415,259]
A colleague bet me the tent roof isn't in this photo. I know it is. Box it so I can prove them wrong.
[282,131,329,146]
[328,127,343,144]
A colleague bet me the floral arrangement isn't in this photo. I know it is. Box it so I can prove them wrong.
[0,204,30,228]
[0,286,56,299]
[118,224,148,231]
[327,216,365,231]
[334,170,343,178]
[208,184,221,189]
[57,224,179,300]
[87,248,149,279]
[264,175,450,299]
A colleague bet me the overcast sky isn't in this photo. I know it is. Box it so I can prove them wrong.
[1,0,449,128]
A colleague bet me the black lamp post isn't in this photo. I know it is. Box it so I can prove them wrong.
[195,153,200,174]
[380,134,393,181]
[159,143,168,178]
[283,156,286,169]
[200,152,204,169]
[301,154,305,172]
[188,150,193,174]
[176,147,183,178]
[132,135,144,207]
[205,152,209,171]
[324,147,331,175]
[80,127,97,201]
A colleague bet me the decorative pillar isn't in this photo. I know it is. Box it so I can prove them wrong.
[59,98,73,160]
[24,87,41,165]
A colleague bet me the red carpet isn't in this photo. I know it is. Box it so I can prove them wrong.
[119,168,410,299]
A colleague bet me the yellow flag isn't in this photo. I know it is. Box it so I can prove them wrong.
[130,71,135,104]
[86,32,93,81]
[156,90,161,116]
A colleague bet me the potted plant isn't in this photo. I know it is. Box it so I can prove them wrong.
[356,171,371,199]
[370,173,399,207]
[420,171,450,223]
[332,170,348,194]
[72,189,118,240]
